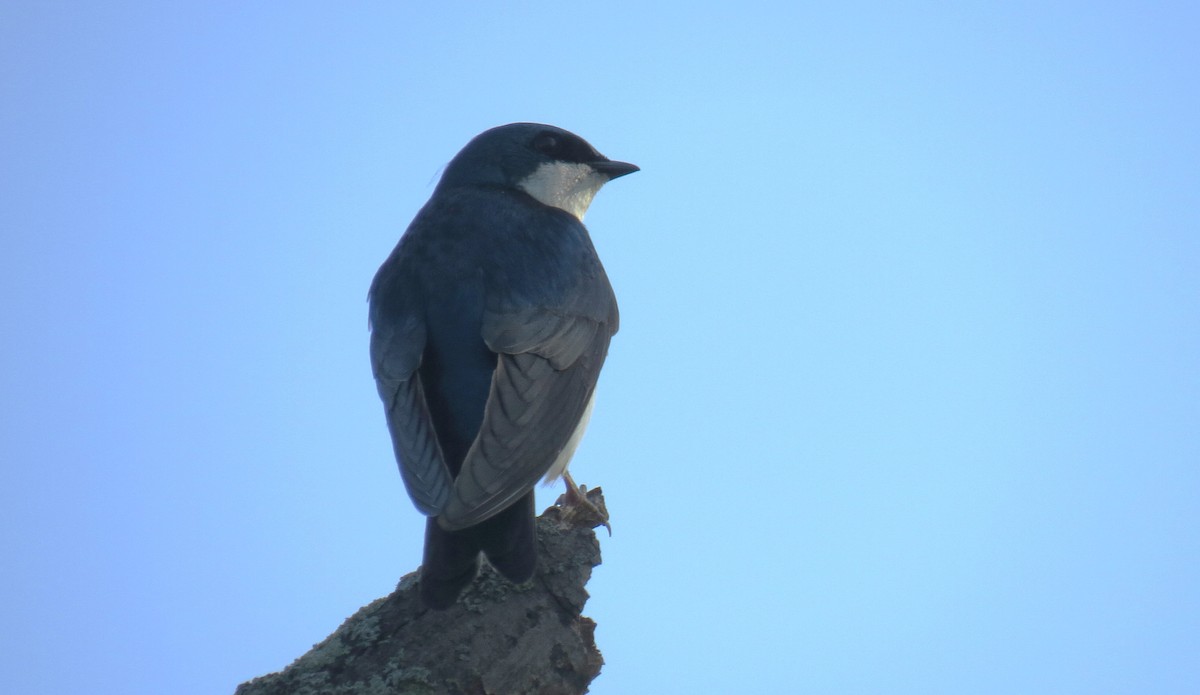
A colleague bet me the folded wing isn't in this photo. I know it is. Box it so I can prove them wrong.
[437,303,612,530]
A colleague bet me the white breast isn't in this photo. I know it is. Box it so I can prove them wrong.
[542,390,596,482]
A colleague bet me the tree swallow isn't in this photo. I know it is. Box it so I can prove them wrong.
[368,123,637,609]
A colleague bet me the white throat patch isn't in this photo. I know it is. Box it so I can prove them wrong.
[517,162,607,221]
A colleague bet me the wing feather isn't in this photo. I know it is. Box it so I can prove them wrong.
[369,291,453,516]
[377,374,452,514]
[437,321,609,531]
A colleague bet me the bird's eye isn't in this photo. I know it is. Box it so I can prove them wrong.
[532,130,597,163]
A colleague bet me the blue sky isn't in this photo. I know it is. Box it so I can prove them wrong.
[2,2,1197,693]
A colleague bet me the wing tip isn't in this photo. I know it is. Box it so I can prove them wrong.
[407,484,451,518]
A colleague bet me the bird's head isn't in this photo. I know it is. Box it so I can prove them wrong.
[436,123,639,221]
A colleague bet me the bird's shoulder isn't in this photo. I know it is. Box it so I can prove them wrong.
[373,185,615,320]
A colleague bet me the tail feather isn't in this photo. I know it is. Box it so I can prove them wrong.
[418,492,537,609]
[420,519,481,609]
[478,492,536,583]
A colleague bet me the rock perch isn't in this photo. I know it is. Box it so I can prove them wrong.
[235,488,608,695]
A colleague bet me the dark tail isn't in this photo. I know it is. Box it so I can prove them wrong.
[419,492,537,609]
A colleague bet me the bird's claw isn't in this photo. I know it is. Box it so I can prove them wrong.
[556,473,611,535]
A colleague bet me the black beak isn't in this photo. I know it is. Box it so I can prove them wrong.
[590,159,640,180]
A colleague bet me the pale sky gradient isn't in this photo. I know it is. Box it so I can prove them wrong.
[3,3,1198,693]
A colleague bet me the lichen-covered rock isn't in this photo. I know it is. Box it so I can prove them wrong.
[235,490,606,695]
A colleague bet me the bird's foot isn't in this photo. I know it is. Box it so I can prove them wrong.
[555,472,611,535]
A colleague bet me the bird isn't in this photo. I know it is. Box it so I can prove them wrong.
[368,123,637,609]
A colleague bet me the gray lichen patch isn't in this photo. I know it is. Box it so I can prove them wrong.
[235,491,608,695]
